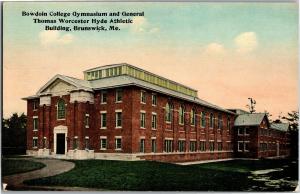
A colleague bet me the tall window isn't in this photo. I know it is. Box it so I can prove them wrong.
[100,138,107,150]
[201,112,206,127]
[209,142,214,151]
[57,99,66,119]
[101,112,107,129]
[85,114,89,128]
[152,113,157,129]
[140,139,145,153]
[115,89,122,102]
[152,94,157,106]
[73,137,78,149]
[151,139,156,153]
[33,100,38,110]
[200,141,206,151]
[33,117,38,130]
[178,140,185,152]
[85,137,89,150]
[141,91,146,104]
[190,141,196,152]
[164,139,173,152]
[32,137,38,148]
[191,109,196,126]
[217,142,222,151]
[227,117,231,130]
[140,112,146,128]
[115,137,122,150]
[116,111,122,128]
[218,114,222,129]
[209,113,214,128]
[179,106,184,125]
[165,103,172,122]
[101,91,107,104]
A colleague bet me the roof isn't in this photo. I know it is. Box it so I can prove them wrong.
[234,113,267,126]
[270,123,289,132]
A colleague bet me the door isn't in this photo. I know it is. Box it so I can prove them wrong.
[56,133,65,154]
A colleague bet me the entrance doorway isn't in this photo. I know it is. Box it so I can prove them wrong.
[56,133,65,154]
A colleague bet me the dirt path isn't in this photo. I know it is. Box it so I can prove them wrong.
[2,158,75,190]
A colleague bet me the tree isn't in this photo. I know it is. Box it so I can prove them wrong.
[246,97,256,113]
[282,111,299,159]
[2,113,27,155]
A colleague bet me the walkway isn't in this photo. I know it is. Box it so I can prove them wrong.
[2,158,75,190]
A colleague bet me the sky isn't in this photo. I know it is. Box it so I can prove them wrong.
[3,2,298,119]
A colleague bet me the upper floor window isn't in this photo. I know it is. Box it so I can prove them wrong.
[201,112,206,127]
[165,103,172,122]
[218,114,222,129]
[33,100,38,110]
[33,117,38,131]
[85,114,89,128]
[238,128,244,135]
[100,112,107,129]
[152,94,157,106]
[152,113,157,129]
[141,91,146,104]
[101,91,107,104]
[140,111,146,128]
[179,106,184,125]
[115,89,122,102]
[57,99,66,119]
[209,113,214,128]
[191,109,196,126]
[115,111,122,128]
[227,117,231,130]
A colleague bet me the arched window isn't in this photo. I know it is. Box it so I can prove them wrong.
[191,109,196,126]
[57,99,66,119]
[209,113,214,128]
[179,106,184,124]
[201,112,206,127]
[165,103,172,122]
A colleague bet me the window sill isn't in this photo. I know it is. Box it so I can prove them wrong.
[85,126,89,128]
[166,121,171,124]
[190,131,196,134]
[33,129,38,132]
[152,104,157,107]
[115,101,122,103]
[115,127,122,129]
[33,109,37,112]
[100,148,107,151]
[165,129,173,132]
[100,127,107,130]
[140,127,146,129]
[179,130,185,133]
[152,128,157,131]
[115,148,122,151]
[179,123,184,126]
[141,102,146,104]
[57,119,66,121]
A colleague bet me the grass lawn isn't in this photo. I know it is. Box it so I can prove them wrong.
[2,158,46,176]
[24,159,298,191]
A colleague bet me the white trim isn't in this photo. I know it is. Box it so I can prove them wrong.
[115,109,122,112]
[140,136,145,139]
[100,136,107,139]
[151,137,157,139]
[152,112,157,115]
[190,139,196,141]
[165,137,173,140]
[100,110,107,113]
[140,110,146,113]
[209,140,215,142]
[178,138,186,140]
[115,136,122,138]
[200,139,206,141]
[33,137,38,139]
[85,136,89,139]
[33,116,38,118]
[74,136,78,139]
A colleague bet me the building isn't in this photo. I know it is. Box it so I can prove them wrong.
[23,63,290,162]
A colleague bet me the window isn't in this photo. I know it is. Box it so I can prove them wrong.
[200,141,206,151]
[164,139,173,152]
[151,139,156,153]
[238,142,244,152]
[209,113,214,128]
[57,99,66,119]
[201,112,206,128]
[115,89,122,102]
[178,140,185,152]
[33,100,38,110]
[43,137,47,148]
[152,94,157,106]
[33,137,38,148]
[217,142,222,151]
[218,114,222,129]
[209,142,215,151]
[165,103,172,122]
[245,127,250,135]
[116,111,122,128]
[140,139,145,153]
[244,142,249,151]
[101,112,107,129]
[227,117,231,130]
[85,137,89,150]
[101,91,107,104]
[238,128,244,135]
[33,117,38,131]
[73,137,78,149]
[100,137,107,150]
[179,106,184,125]
[141,91,146,104]
[191,109,195,126]
[140,112,146,128]
[115,137,122,150]
[152,113,157,129]
[190,141,196,152]
[85,114,89,128]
